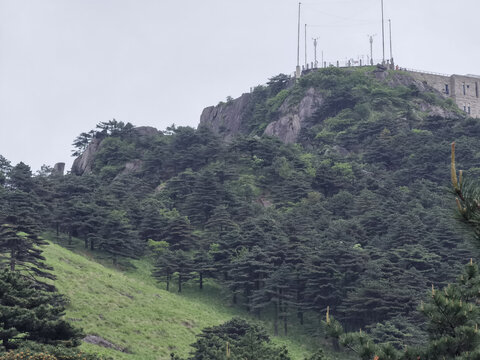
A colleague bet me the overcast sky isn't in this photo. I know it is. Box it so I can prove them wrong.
[0,0,479,171]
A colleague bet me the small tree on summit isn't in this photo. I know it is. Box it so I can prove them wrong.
[267,73,290,96]
[71,130,95,157]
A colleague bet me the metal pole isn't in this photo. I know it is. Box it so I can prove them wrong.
[389,19,393,64]
[305,24,307,67]
[313,38,318,68]
[296,2,301,77]
[369,35,374,65]
[381,0,385,64]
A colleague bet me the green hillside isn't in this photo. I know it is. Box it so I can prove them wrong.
[43,239,322,360]
[4,66,480,359]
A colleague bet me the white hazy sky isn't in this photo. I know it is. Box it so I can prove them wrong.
[0,0,479,171]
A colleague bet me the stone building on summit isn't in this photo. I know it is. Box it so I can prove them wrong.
[409,71,480,118]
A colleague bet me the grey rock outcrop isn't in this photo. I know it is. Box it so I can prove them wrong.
[83,335,129,353]
[71,137,102,176]
[52,162,65,176]
[121,159,143,175]
[71,126,160,176]
[199,93,252,141]
[418,101,462,120]
[200,87,323,144]
[132,126,158,138]
[264,87,323,143]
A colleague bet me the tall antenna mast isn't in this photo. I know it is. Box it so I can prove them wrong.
[296,2,302,77]
[381,0,385,64]
[313,37,319,68]
[304,24,308,67]
[368,34,376,65]
[389,19,393,65]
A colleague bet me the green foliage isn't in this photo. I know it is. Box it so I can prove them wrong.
[0,155,12,186]
[322,261,480,359]
[303,349,330,360]
[0,351,59,360]
[71,119,134,158]
[99,210,141,264]
[40,242,313,360]
[1,345,105,360]
[93,137,136,171]
[0,224,55,288]
[177,318,291,360]
[4,67,480,358]
[267,74,291,96]
[41,103,477,351]
[0,269,82,351]
[267,89,290,114]
[420,262,480,359]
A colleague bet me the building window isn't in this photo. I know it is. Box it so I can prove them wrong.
[476,82,479,98]
[468,106,471,115]
[464,105,467,112]
[445,84,449,94]
[463,83,466,95]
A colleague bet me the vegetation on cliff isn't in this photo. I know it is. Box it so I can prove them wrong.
[2,67,480,358]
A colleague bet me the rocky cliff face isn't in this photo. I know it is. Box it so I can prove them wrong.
[199,93,252,141]
[199,67,463,145]
[71,137,102,176]
[199,87,323,144]
[264,87,323,143]
[71,126,158,176]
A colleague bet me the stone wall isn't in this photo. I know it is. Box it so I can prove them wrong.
[409,71,480,118]
[451,74,480,118]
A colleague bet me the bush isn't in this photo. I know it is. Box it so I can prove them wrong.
[0,351,58,360]
[0,345,107,360]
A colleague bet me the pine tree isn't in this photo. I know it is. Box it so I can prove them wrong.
[7,162,35,193]
[185,169,220,226]
[421,261,480,359]
[0,155,12,187]
[152,242,177,291]
[4,190,43,234]
[139,201,168,242]
[163,215,196,251]
[151,239,194,292]
[185,318,291,360]
[99,210,141,265]
[172,250,194,293]
[228,246,273,311]
[0,223,55,290]
[209,227,244,281]
[205,205,238,234]
[193,248,216,290]
[251,264,295,336]
[0,269,82,350]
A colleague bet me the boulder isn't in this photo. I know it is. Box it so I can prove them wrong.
[132,126,158,138]
[52,162,65,176]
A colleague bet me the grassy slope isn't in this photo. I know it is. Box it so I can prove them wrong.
[43,240,341,360]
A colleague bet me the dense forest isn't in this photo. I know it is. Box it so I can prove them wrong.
[3,67,480,359]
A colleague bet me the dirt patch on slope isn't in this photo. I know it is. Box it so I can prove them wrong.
[83,334,131,353]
